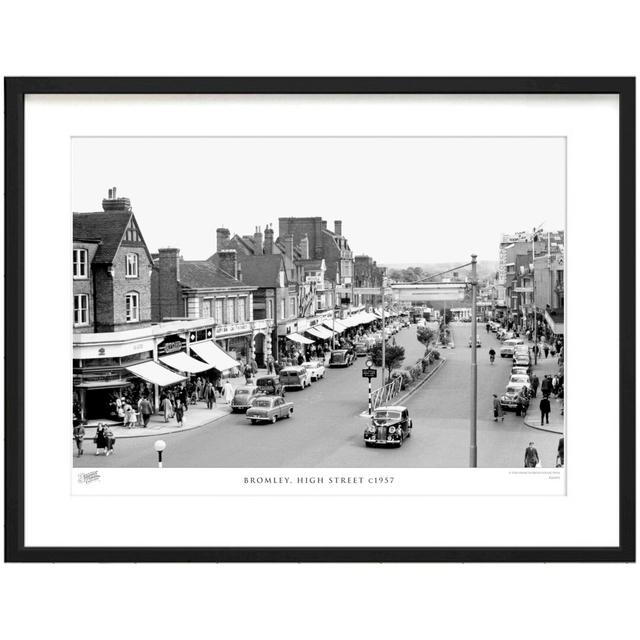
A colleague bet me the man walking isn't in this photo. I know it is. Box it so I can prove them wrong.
[139,395,153,427]
[556,437,564,467]
[492,394,504,422]
[530,373,539,398]
[524,442,540,468]
[540,375,552,397]
[73,422,85,457]
[544,344,550,358]
[204,381,216,410]
[540,395,551,425]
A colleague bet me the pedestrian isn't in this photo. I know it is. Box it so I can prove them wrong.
[540,395,551,425]
[174,398,184,427]
[556,437,564,467]
[204,381,216,409]
[552,375,560,396]
[544,344,550,358]
[94,423,108,455]
[196,377,203,400]
[123,402,136,429]
[530,373,539,398]
[524,442,540,468]
[180,385,189,411]
[105,426,116,456]
[297,352,305,366]
[214,375,223,398]
[244,366,253,385]
[138,395,153,427]
[223,379,234,404]
[492,394,504,422]
[161,394,172,423]
[73,422,85,457]
[540,375,552,397]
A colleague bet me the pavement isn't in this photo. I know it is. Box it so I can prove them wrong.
[522,347,564,435]
[74,323,564,468]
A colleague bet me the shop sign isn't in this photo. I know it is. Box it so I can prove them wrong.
[157,334,186,356]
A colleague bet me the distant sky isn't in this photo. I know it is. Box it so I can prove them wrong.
[72,137,565,263]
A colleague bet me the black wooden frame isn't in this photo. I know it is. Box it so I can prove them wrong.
[4,77,635,562]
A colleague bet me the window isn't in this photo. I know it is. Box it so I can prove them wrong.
[202,299,213,318]
[280,299,285,319]
[267,299,274,319]
[125,253,139,278]
[227,298,235,323]
[124,221,141,242]
[73,249,88,279]
[215,298,224,323]
[125,292,140,323]
[289,296,296,317]
[237,297,246,322]
[74,294,89,326]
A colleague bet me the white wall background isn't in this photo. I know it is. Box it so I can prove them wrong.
[1,2,638,640]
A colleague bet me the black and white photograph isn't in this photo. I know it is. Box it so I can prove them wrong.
[71,136,566,473]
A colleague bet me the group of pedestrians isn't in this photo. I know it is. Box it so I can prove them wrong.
[73,422,115,457]
[523,437,564,468]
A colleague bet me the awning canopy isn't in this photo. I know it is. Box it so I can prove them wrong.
[324,320,347,333]
[159,351,212,374]
[126,361,186,387]
[287,332,314,345]
[306,325,333,340]
[74,379,133,389]
[190,340,239,371]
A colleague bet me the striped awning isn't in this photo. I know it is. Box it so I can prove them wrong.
[307,325,333,340]
[126,361,187,387]
[323,320,347,334]
[159,351,212,374]
[190,340,239,371]
[287,332,315,345]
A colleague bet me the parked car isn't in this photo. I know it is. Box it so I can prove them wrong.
[364,406,413,447]
[278,366,311,390]
[329,349,354,367]
[230,386,262,412]
[302,360,326,381]
[255,375,285,397]
[468,337,482,347]
[513,353,532,369]
[508,373,532,393]
[500,386,530,412]
[355,342,370,357]
[500,338,525,357]
[511,365,530,377]
[246,396,294,424]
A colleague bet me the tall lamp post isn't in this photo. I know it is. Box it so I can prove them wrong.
[531,225,543,365]
[154,439,166,468]
[380,269,386,388]
[469,254,478,468]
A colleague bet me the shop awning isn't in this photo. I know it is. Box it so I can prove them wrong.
[306,325,333,340]
[190,340,239,371]
[159,351,212,374]
[287,332,314,345]
[74,379,133,389]
[126,361,186,387]
[324,320,347,333]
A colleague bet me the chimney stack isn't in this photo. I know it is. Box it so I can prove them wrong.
[102,186,131,212]
[263,225,274,254]
[157,248,182,319]
[300,234,310,260]
[284,234,295,263]
[219,249,238,280]
[216,227,231,252]
[253,226,263,255]
[334,220,342,236]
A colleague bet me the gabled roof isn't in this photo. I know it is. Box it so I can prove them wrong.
[73,211,132,263]
[236,254,286,288]
[297,259,324,270]
[178,260,253,290]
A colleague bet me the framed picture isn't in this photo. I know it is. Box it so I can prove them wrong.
[4,77,635,562]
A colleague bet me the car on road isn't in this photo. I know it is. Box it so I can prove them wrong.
[364,405,413,447]
[511,365,530,377]
[329,349,354,367]
[508,373,532,393]
[468,337,482,347]
[500,338,525,357]
[246,396,294,424]
[500,386,530,412]
[231,385,262,412]
[279,366,311,390]
[255,375,285,397]
[354,342,370,357]
[498,329,515,342]
[513,353,532,369]
[302,360,326,381]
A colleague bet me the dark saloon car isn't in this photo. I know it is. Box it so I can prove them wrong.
[246,396,294,424]
[255,375,285,397]
[230,386,262,412]
[329,349,354,367]
[354,342,370,357]
[364,406,413,447]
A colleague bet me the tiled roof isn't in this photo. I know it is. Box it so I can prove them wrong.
[236,254,285,288]
[73,211,131,263]
[298,259,323,270]
[179,260,250,290]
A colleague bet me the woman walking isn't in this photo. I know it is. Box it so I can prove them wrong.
[161,394,173,423]
[94,423,108,455]
[174,398,184,427]
[223,379,235,404]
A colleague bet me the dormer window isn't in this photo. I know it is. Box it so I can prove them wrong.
[73,249,88,279]
[125,253,139,278]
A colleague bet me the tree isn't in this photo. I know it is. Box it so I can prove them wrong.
[370,343,405,383]
[417,326,436,350]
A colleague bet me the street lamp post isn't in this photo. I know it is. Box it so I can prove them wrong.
[154,439,166,468]
[366,358,374,414]
[380,273,386,388]
[469,254,478,468]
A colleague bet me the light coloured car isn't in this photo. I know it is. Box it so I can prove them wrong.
[246,396,294,424]
[500,338,524,357]
[508,373,531,393]
[279,366,311,390]
[511,365,530,377]
[468,337,482,348]
[302,360,326,381]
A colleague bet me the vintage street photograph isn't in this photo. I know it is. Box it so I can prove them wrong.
[72,137,565,469]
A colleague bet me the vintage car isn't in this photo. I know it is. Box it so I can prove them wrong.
[364,406,413,447]
[255,375,285,397]
[230,385,262,412]
[329,349,354,367]
[302,360,326,381]
[468,337,482,348]
[513,353,532,369]
[500,338,525,357]
[508,373,532,393]
[354,342,370,357]
[500,386,530,412]
[246,396,294,424]
[511,365,530,377]
[278,366,311,390]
